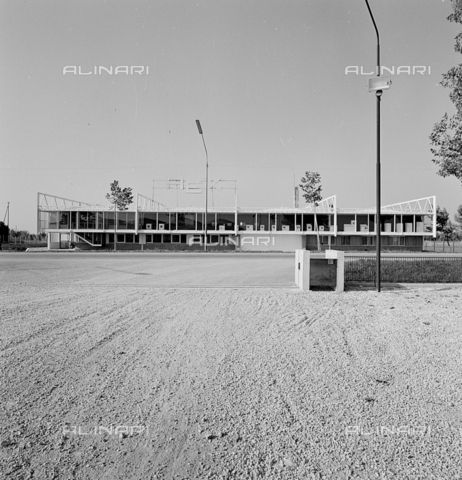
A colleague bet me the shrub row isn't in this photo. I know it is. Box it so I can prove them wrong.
[345,257,462,283]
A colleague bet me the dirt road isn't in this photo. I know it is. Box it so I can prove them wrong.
[1,274,462,479]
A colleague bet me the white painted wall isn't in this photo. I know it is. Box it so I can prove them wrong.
[239,233,303,252]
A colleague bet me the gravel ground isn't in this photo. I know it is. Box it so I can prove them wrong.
[1,280,462,479]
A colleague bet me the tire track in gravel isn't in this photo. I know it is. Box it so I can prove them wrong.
[2,284,462,479]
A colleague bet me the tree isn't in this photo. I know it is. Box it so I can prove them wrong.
[0,221,9,243]
[436,205,450,231]
[106,180,134,252]
[429,0,462,182]
[436,205,456,248]
[299,171,323,251]
[299,171,322,204]
[454,203,462,224]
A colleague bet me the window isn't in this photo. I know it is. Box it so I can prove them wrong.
[71,212,77,229]
[341,236,350,245]
[126,212,135,229]
[126,233,134,243]
[206,213,216,230]
[237,213,256,231]
[87,212,96,229]
[178,213,196,230]
[96,212,103,229]
[279,214,295,231]
[78,212,87,229]
[170,233,187,243]
[158,212,170,230]
[153,234,162,242]
[117,234,125,242]
[59,212,69,229]
[217,213,235,231]
[105,212,115,229]
[117,212,127,230]
[141,212,157,230]
[49,212,59,229]
[146,234,153,243]
[270,213,276,230]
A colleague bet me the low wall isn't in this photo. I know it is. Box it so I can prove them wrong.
[106,243,235,252]
[307,245,423,252]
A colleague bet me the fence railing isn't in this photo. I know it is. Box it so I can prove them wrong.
[345,256,462,283]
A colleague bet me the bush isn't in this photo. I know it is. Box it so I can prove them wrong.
[346,258,462,283]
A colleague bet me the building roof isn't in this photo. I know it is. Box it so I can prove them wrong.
[37,193,436,215]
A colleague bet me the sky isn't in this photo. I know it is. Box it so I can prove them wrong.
[0,0,461,233]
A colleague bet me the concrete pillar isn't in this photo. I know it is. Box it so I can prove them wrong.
[326,249,345,292]
[295,249,310,291]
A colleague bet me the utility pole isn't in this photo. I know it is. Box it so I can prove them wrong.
[364,0,391,292]
[196,120,209,252]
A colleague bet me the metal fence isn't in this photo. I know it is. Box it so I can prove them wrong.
[345,256,462,283]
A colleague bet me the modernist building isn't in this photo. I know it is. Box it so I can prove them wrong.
[37,193,436,252]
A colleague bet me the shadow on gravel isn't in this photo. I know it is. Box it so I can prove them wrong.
[345,282,408,292]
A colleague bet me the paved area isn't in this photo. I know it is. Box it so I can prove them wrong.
[0,252,296,287]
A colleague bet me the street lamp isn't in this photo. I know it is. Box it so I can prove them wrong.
[196,119,209,252]
[364,0,391,293]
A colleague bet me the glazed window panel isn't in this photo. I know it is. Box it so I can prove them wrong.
[59,212,69,229]
[96,212,103,230]
[237,213,256,231]
[117,211,127,230]
[178,213,196,230]
[256,214,269,230]
[87,212,96,229]
[105,212,115,229]
[49,212,58,229]
[217,213,235,231]
[197,213,204,230]
[295,214,302,230]
[270,213,276,230]
[280,214,295,230]
[78,212,88,229]
[141,212,157,230]
[126,212,135,229]
[158,212,170,230]
[206,213,216,230]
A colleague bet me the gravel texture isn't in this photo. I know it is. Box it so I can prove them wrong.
[1,282,462,479]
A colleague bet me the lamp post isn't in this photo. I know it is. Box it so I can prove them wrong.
[196,120,209,252]
[365,0,383,293]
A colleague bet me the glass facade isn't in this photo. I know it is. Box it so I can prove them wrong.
[37,207,433,255]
